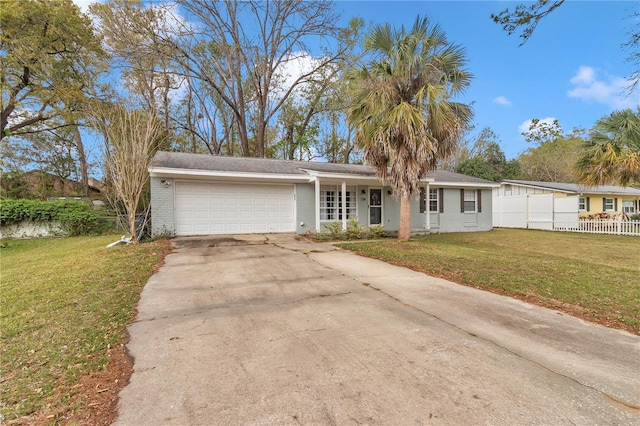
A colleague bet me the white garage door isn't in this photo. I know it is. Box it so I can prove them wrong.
[174,181,295,235]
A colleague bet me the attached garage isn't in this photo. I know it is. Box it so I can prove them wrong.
[174,181,295,235]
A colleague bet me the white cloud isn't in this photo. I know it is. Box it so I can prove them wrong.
[271,52,330,101]
[567,66,639,110]
[493,96,511,106]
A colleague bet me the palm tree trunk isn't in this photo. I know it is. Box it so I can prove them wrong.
[398,194,412,241]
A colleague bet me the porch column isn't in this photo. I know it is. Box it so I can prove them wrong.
[341,180,347,230]
[425,182,431,231]
[315,177,321,232]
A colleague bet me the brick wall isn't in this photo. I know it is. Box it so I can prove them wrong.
[150,177,175,237]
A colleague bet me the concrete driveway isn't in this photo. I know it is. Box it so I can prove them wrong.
[114,234,640,425]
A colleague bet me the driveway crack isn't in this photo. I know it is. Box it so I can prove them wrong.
[132,291,363,324]
[364,282,639,411]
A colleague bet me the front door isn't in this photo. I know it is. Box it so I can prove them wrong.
[369,188,382,225]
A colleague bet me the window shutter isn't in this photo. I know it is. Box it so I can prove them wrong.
[586,197,590,211]
[460,189,465,213]
[614,198,618,211]
[419,187,426,213]
[439,188,444,213]
[603,198,606,211]
[477,189,482,213]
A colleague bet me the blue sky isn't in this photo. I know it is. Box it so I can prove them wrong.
[336,1,640,159]
[74,0,639,161]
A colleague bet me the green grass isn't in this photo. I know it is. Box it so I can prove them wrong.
[0,235,172,424]
[339,229,640,333]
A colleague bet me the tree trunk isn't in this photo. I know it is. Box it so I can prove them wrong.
[398,194,412,241]
[255,121,265,158]
[73,126,89,197]
[129,208,139,244]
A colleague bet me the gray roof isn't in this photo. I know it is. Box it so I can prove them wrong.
[503,180,640,196]
[431,169,496,185]
[151,151,496,185]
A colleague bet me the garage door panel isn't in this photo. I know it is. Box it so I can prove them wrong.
[174,181,295,235]
[194,211,209,219]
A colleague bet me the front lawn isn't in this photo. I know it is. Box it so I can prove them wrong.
[0,235,172,424]
[339,229,640,334]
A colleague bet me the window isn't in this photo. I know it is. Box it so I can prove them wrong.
[463,189,476,212]
[622,200,635,214]
[603,198,615,212]
[338,189,356,219]
[429,189,439,212]
[579,197,586,211]
[420,188,442,213]
[320,189,336,220]
[320,186,356,221]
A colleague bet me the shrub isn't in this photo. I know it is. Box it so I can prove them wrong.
[368,224,385,239]
[346,217,366,240]
[0,199,107,236]
[322,222,344,239]
[629,213,640,222]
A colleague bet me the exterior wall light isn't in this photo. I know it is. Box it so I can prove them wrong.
[160,179,171,188]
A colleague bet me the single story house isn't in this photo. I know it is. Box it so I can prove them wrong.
[149,151,498,237]
[494,180,640,217]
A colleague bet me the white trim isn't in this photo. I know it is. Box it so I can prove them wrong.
[150,167,310,183]
[501,181,640,196]
[301,168,435,184]
[368,187,383,226]
[293,185,298,231]
[341,181,347,230]
[314,177,321,232]
[501,181,574,194]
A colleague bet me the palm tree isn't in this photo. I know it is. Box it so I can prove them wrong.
[575,109,640,187]
[347,16,473,241]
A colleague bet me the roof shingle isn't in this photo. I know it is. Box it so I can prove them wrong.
[150,151,496,185]
[503,180,640,195]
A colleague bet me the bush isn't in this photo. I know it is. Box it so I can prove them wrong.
[368,224,385,239]
[0,199,107,236]
[346,217,366,240]
[322,221,344,239]
[629,213,640,222]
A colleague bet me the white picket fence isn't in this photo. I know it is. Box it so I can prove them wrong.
[548,219,640,236]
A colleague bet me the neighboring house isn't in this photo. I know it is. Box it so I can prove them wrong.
[494,180,640,218]
[148,151,498,237]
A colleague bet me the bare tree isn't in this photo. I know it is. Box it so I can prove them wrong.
[172,74,237,155]
[138,0,345,157]
[88,103,166,243]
